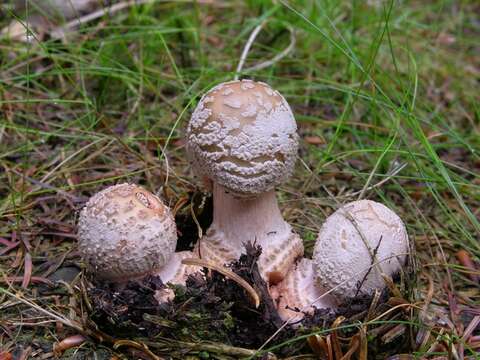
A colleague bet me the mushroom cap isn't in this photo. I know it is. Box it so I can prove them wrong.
[186,79,299,196]
[77,183,177,282]
[313,200,409,300]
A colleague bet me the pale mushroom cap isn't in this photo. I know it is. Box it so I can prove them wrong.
[77,183,177,282]
[186,79,299,196]
[313,200,409,300]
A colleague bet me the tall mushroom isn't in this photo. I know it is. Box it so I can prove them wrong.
[77,183,196,296]
[186,79,303,284]
[273,200,409,322]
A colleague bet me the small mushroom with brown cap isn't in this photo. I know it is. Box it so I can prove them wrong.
[77,183,197,300]
[273,200,409,322]
[186,79,303,285]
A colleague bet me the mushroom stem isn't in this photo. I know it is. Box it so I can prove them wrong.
[153,251,199,303]
[272,258,336,323]
[213,184,285,245]
[196,183,303,284]
[155,251,198,286]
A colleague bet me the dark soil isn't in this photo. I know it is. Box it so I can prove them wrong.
[86,244,414,358]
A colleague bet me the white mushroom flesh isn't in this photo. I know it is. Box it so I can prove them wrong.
[313,200,409,300]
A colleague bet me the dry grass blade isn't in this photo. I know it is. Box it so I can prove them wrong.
[367,289,381,320]
[307,334,328,357]
[340,334,359,360]
[326,335,334,360]
[181,258,260,308]
[456,250,479,283]
[53,335,87,357]
[0,287,83,332]
[381,324,406,344]
[113,340,163,360]
[462,315,480,342]
[21,252,32,289]
[358,326,368,360]
[382,274,403,298]
[144,338,274,358]
[331,316,346,359]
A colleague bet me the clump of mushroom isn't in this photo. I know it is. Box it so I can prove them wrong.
[273,200,409,322]
[186,79,303,284]
[77,183,197,300]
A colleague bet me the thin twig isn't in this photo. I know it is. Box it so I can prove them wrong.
[40,137,105,183]
[9,168,80,201]
[234,20,267,80]
[0,287,83,331]
[234,20,296,79]
[354,235,383,298]
[145,338,262,357]
[242,26,296,73]
[352,162,407,199]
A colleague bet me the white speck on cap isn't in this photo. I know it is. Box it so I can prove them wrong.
[313,200,409,300]
[77,183,177,282]
[186,80,299,196]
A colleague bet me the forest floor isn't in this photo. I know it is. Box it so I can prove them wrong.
[0,0,479,359]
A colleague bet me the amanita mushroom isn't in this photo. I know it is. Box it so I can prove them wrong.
[273,200,409,322]
[77,183,196,293]
[186,79,303,284]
